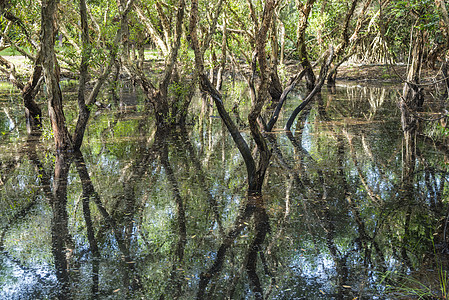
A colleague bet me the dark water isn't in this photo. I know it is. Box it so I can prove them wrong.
[0,81,448,299]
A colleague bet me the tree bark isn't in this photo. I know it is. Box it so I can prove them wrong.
[72,0,90,150]
[72,0,115,150]
[296,0,316,90]
[41,0,72,151]
[248,0,275,193]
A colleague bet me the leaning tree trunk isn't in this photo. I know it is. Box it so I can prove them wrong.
[41,0,72,151]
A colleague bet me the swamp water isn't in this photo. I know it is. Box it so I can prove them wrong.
[0,81,448,299]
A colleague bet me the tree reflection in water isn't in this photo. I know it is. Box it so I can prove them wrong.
[0,83,448,299]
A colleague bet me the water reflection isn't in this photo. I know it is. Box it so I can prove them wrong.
[0,83,448,299]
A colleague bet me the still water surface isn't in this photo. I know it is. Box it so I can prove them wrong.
[0,82,448,299]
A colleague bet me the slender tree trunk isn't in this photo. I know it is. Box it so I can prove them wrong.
[73,0,90,150]
[41,0,72,151]
[268,11,283,103]
[296,0,316,91]
[216,15,227,91]
[401,29,424,180]
[118,0,130,59]
[279,19,285,65]
[72,0,117,150]
[0,53,43,133]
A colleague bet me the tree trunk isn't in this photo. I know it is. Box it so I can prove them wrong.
[118,0,130,59]
[22,64,43,133]
[216,15,227,91]
[327,0,360,85]
[248,0,275,194]
[0,53,43,133]
[402,31,424,113]
[400,29,424,182]
[72,0,90,151]
[41,0,72,151]
[296,0,316,91]
[285,47,334,131]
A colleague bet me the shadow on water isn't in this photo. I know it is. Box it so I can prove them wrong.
[0,82,449,299]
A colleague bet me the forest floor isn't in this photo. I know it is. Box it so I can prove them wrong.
[336,64,407,83]
[1,55,444,88]
[281,60,443,86]
[334,63,443,86]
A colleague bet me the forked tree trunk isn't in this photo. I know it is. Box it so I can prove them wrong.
[326,0,360,85]
[129,0,185,128]
[41,0,72,151]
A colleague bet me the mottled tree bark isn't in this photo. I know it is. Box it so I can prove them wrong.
[72,0,114,150]
[41,0,72,151]
[248,0,275,194]
[72,0,90,150]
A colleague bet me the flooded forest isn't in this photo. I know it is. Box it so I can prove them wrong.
[1,0,449,299]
